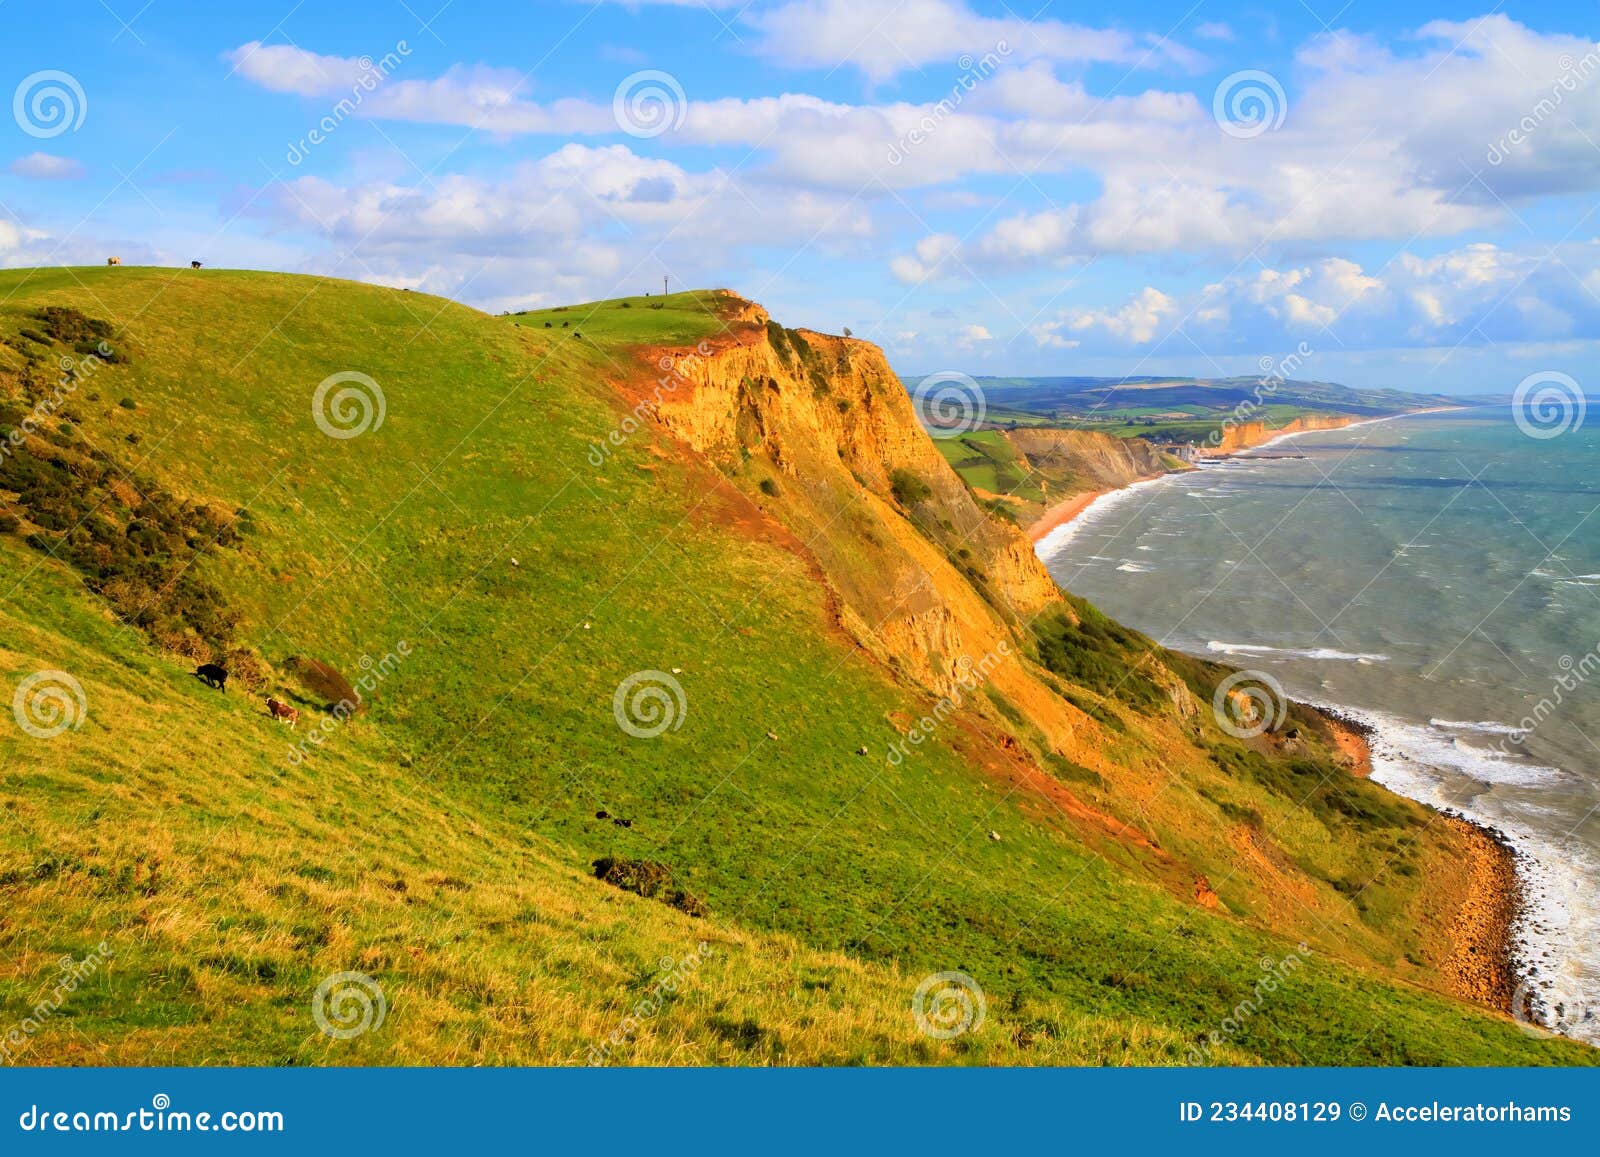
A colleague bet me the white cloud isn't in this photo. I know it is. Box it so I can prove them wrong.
[884,15,1598,275]
[219,16,1600,362]
[256,143,875,308]
[7,153,86,180]
[1031,242,1600,354]
[1194,22,1234,42]
[0,219,50,258]
[747,0,1179,81]
[227,42,379,96]
[1059,287,1178,344]
[889,232,960,282]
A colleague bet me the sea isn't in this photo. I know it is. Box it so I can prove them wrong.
[1036,405,1599,1045]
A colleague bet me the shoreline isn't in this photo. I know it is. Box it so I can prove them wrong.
[1307,705,1375,777]
[1438,815,1521,1014]
[1027,488,1114,544]
[1309,706,1517,1014]
[1027,407,1469,547]
[1028,407,1539,1028]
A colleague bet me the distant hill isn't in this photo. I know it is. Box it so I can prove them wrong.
[968,375,1460,421]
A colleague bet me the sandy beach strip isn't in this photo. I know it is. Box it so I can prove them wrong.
[1027,489,1110,543]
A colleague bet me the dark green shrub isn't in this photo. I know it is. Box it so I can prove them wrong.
[890,468,932,505]
[592,857,707,917]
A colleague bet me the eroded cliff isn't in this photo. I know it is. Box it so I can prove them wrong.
[605,293,1507,994]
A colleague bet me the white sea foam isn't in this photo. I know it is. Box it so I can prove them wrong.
[1206,640,1390,663]
[1315,701,1597,1044]
[1430,717,1524,736]
[1116,561,1152,573]
[1034,473,1185,559]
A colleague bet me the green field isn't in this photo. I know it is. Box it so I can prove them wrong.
[0,268,1587,1065]
[932,430,1049,503]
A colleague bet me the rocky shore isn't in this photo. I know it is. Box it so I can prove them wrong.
[1305,710,1519,1011]
[1438,816,1521,1013]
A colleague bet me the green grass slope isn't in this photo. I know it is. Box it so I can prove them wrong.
[0,267,1588,1065]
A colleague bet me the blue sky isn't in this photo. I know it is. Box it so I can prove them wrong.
[2,0,1598,391]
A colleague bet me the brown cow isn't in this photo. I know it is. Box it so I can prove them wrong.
[106,257,121,266]
[265,696,299,728]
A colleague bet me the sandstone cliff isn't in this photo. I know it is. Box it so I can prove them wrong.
[646,297,1063,710]
[1005,427,1173,493]
[1203,414,1357,455]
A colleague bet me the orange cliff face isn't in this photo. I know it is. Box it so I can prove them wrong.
[621,299,1240,882]
[1203,414,1358,455]
[623,297,1138,760]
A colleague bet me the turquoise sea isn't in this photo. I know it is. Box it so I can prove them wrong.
[1038,405,1599,1044]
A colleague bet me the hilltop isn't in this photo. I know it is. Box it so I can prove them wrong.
[0,268,1588,1065]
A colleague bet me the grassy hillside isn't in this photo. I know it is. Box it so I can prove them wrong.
[0,267,1589,1065]
[934,428,1182,528]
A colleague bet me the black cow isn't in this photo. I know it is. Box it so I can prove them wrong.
[195,663,228,691]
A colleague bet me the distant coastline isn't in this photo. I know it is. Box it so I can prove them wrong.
[1029,406,1531,1026]
[1025,407,1465,546]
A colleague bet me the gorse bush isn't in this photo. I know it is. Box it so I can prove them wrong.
[1033,597,1166,711]
[890,468,932,506]
[0,435,243,655]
